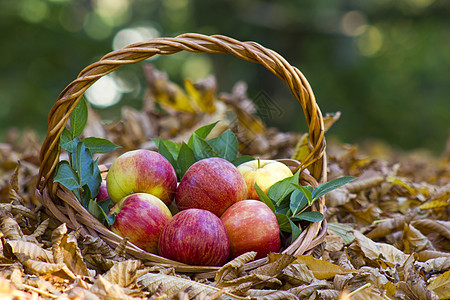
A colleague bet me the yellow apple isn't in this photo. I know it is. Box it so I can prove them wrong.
[237,159,293,200]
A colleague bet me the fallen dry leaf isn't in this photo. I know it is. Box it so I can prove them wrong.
[427,270,450,300]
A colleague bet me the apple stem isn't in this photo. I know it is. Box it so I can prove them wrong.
[257,157,261,169]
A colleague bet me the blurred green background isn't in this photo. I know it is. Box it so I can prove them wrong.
[1,0,449,154]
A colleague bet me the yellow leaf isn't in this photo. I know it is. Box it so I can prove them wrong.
[291,133,310,162]
[420,200,450,210]
[293,255,359,280]
[323,111,341,132]
[184,77,217,113]
[144,64,195,113]
[403,223,434,253]
[386,175,417,196]
[428,270,450,299]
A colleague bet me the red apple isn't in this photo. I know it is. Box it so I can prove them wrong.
[176,157,247,216]
[221,199,281,259]
[110,193,172,254]
[237,159,293,200]
[106,149,177,206]
[96,180,109,202]
[158,208,230,266]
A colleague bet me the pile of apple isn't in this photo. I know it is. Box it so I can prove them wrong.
[102,149,293,266]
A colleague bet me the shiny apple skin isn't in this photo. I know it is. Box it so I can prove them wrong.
[158,208,230,266]
[221,199,281,259]
[106,149,177,206]
[237,159,293,200]
[110,193,172,254]
[175,157,247,216]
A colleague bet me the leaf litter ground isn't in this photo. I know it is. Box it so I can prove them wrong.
[0,65,449,299]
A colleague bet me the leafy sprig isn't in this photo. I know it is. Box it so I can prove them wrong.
[255,174,356,244]
[53,98,120,225]
[154,121,254,180]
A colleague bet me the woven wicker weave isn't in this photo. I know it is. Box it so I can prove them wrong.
[36,33,328,274]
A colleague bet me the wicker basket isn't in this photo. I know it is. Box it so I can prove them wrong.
[36,33,328,275]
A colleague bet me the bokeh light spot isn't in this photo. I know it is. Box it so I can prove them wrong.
[356,25,383,57]
[94,0,131,27]
[19,0,49,23]
[181,55,213,81]
[340,11,368,37]
[85,75,122,108]
[113,26,159,50]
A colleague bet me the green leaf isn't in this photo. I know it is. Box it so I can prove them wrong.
[82,137,120,154]
[157,139,181,160]
[85,160,102,199]
[276,213,291,232]
[60,128,79,153]
[207,129,238,162]
[291,184,313,206]
[291,211,324,223]
[188,121,219,147]
[312,176,356,200]
[177,142,197,179]
[327,223,355,245]
[75,142,96,186]
[70,98,88,138]
[289,189,309,216]
[231,155,255,167]
[275,200,291,215]
[192,134,219,161]
[54,161,81,190]
[157,137,178,170]
[267,170,300,206]
[88,199,109,223]
[81,185,92,208]
[254,183,275,212]
[290,219,302,243]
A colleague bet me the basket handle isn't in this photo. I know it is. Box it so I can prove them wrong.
[38,33,326,193]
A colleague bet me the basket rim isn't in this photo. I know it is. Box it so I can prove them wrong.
[35,32,328,273]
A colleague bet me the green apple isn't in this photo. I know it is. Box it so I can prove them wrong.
[237,159,293,200]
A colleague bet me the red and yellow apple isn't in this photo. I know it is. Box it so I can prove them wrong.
[175,157,247,216]
[237,159,293,200]
[95,180,109,202]
[106,149,177,206]
[221,199,280,259]
[158,208,230,266]
[109,193,172,254]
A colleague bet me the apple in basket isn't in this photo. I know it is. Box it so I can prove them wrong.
[237,159,293,200]
[106,149,177,206]
[109,193,172,253]
[221,199,281,259]
[95,180,109,202]
[175,157,247,216]
[158,208,230,266]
